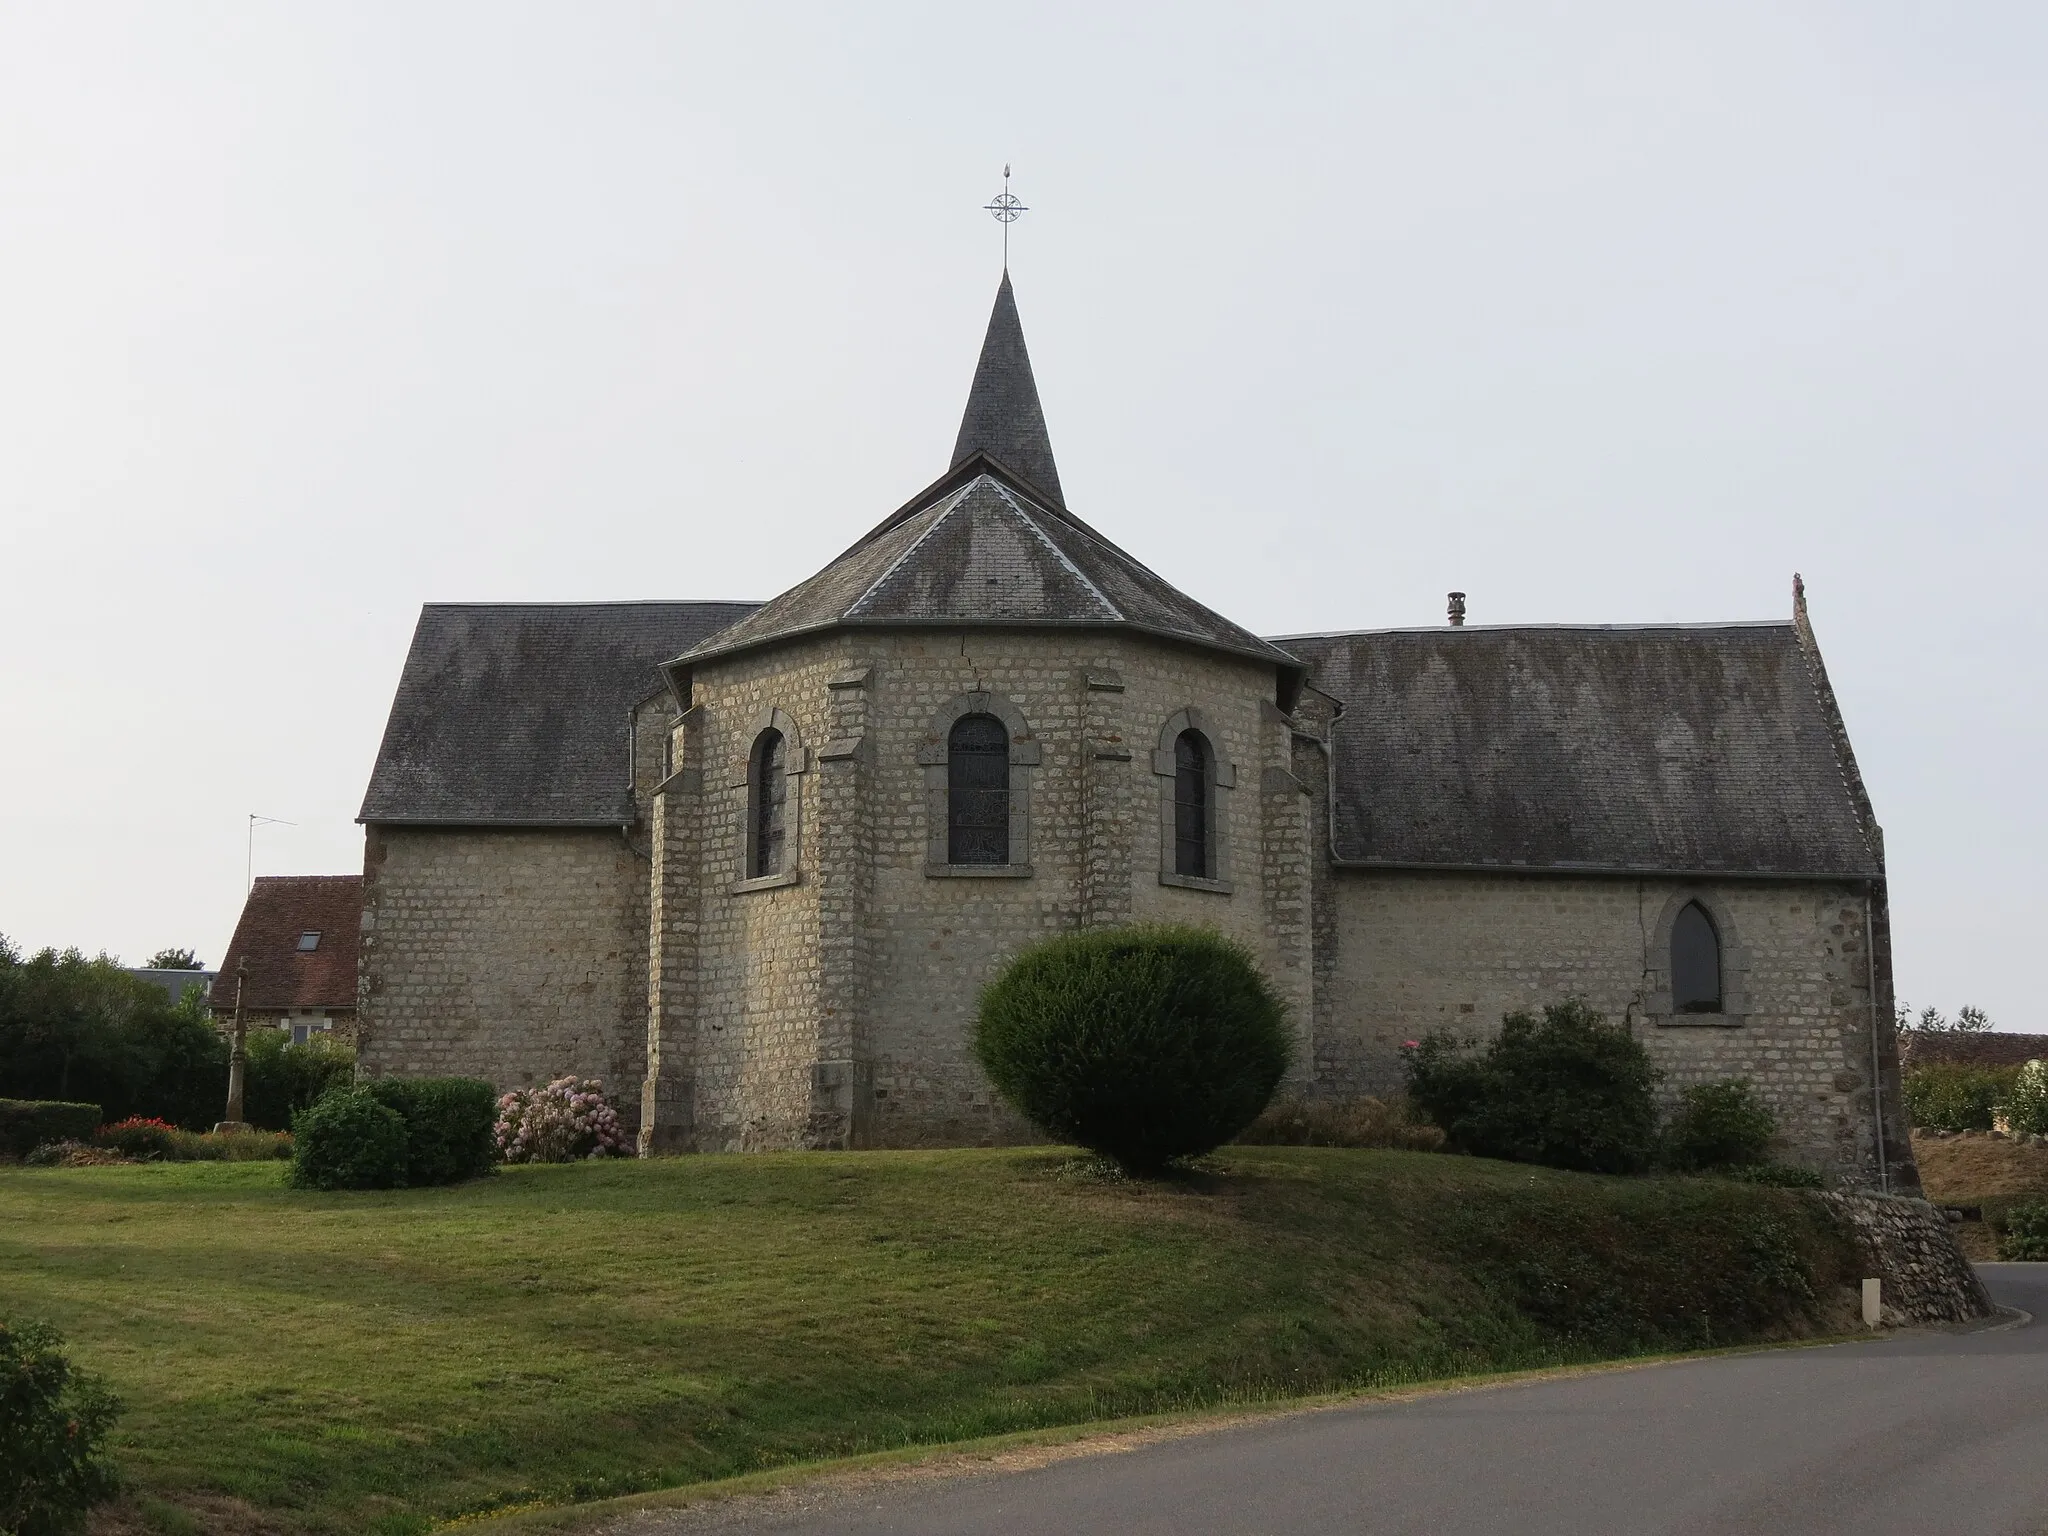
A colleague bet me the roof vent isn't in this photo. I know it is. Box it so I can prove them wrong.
[1447,592,1467,627]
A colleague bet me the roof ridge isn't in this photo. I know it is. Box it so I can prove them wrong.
[1270,620,1795,641]
[844,483,980,617]
[987,482,1123,621]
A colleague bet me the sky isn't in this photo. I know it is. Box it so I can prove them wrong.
[1,3,2042,1026]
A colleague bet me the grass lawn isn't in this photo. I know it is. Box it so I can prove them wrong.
[0,1148,1862,1535]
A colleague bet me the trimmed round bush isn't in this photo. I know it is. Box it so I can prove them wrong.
[973,925,1291,1172]
[287,1090,407,1191]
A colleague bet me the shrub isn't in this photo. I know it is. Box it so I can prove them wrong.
[1405,999,1661,1175]
[1716,1162,1824,1189]
[1663,1080,1776,1171]
[287,1090,408,1190]
[1902,1061,2020,1133]
[242,1032,357,1132]
[495,1078,631,1164]
[2002,1060,2048,1137]
[91,1116,177,1161]
[363,1077,499,1184]
[0,1317,121,1536]
[973,925,1291,1173]
[1999,1200,2048,1262]
[0,1101,100,1161]
[1235,1095,1446,1151]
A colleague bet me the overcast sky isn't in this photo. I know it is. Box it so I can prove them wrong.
[2,3,2042,1027]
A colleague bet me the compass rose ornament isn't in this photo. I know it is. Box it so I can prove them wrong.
[983,164,1028,269]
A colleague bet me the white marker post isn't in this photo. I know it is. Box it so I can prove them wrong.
[1861,1278,1883,1328]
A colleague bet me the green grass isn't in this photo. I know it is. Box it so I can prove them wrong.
[0,1148,1862,1535]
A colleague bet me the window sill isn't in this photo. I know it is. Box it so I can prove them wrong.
[1158,872,1233,894]
[1653,1012,1744,1029]
[926,863,1034,879]
[730,869,801,895]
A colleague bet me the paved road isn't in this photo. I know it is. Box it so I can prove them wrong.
[626,1265,2047,1536]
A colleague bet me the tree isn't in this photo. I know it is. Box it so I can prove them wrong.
[1897,1002,1995,1035]
[143,948,203,972]
[0,944,227,1127]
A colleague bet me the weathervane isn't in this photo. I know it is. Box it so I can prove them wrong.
[983,164,1027,270]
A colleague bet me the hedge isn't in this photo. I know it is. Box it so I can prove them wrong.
[0,1099,101,1159]
[361,1077,498,1186]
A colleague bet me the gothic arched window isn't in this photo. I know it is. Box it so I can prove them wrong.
[1173,729,1211,878]
[1671,901,1722,1013]
[947,713,1010,865]
[749,727,787,878]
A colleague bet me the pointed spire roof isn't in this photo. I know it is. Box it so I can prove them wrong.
[950,273,1063,505]
[665,274,1306,706]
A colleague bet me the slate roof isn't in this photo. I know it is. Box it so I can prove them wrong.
[1280,622,1883,877]
[670,274,1305,696]
[360,602,758,825]
[670,471,1306,690]
[212,876,363,1013]
[951,272,1063,505]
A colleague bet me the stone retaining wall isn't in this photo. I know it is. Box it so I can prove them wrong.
[1816,1191,1994,1325]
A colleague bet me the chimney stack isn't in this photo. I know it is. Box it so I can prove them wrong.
[1448,592,1467,627]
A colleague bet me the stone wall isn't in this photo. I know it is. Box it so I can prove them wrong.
[1316,868,1916,1190]
[644,628,1309,1152]
[645,636,844,1152]
[357,825,651,1111]
[1816,1192,1994,1324]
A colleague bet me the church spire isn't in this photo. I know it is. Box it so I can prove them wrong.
[950,272,1063,506]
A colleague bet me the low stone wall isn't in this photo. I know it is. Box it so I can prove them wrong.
[1815,1191,1995,1325]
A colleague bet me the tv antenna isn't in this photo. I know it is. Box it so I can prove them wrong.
[247,814,295,893]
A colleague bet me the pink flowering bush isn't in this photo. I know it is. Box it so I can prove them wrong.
[494,1077,630,1163]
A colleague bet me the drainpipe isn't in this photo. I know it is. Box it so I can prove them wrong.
[1864,884,1887,1195]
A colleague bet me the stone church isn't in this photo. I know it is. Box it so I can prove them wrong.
[357,273,1916,1190]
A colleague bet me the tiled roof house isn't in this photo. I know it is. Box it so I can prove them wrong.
[212,875,363,1044]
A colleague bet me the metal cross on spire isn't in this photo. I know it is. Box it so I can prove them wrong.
[983,164,1027,270]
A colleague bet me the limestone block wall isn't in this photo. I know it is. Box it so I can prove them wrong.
[855,631,1303,1147]
[357,826,650,1108]
[649,628,1310,1152]
[1317,869,1915,1189]
[652,636,848,1151]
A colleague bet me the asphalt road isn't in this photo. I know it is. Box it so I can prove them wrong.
[625,1265,2048,1536]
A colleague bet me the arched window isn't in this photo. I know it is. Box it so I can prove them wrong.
[1173,729,1210,877]
[749,728,787,878]
[947,713,1010,865]
[1671,901,1722,1013]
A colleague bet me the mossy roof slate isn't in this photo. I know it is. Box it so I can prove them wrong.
[1279,622,1883,878]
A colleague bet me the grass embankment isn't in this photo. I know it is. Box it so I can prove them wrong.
[0,1148,1862,1535]
[1914,1129,2048,1260]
